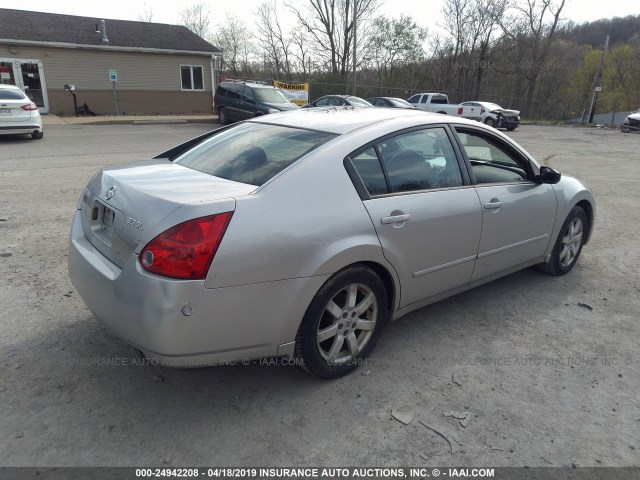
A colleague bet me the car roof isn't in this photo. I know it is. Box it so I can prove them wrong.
[247,106,478,135]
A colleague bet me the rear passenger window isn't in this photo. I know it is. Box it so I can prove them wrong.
[379,128,463,193]
[350,148,388,196]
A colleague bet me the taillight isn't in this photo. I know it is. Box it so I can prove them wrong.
[20,103,38,111]
[481,107,485,115]
[458,107,463,115]
[139,212,233,279]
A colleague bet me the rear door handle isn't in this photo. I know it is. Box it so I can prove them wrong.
[381,214,411,224]
[484,201,503,209]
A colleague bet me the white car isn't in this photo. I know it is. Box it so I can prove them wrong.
[461,101,520,131]
[0,84,43,139]
[621,109,640,132]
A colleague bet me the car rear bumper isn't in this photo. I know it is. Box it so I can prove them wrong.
[68,210,328,367]
[0,124,42,135]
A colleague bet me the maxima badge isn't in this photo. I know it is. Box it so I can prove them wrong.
[105,186,117,201]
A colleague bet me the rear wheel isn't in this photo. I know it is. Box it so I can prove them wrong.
[296,266,388,378]
[538,206,587,275]
[31,131,43,139]
[218,108,229,125]
[485,117,496,128]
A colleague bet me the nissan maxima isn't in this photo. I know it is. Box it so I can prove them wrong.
[68,108,595,378]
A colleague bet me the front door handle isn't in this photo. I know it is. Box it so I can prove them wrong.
[381,214,411,224]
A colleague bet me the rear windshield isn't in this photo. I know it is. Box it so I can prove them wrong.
[174,123,337,186]
[347,96,372,107]
[254,88,290,103]
[0,89,26,100]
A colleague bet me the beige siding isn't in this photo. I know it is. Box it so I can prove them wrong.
[1,43,216,114]
[0,44,213,91]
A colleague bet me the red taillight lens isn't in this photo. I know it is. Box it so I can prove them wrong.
[458,107,463,115]
[20,103,38,111]
[139,212,233,279]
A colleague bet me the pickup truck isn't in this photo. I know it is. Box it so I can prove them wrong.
[407,93,481,120]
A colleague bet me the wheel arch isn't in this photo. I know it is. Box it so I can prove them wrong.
[575,199,594,245]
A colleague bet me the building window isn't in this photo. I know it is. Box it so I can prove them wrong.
[180,65,204,91]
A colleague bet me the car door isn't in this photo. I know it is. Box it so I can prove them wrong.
[453,127,558,281]
[224,83,245,120]
[348,126,483,308]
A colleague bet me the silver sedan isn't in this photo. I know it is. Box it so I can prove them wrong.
[68,108,595,378]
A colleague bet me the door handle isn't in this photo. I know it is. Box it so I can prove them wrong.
[381,214,411,224]
[484,201,503,209]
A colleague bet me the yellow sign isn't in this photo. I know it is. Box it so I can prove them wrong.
[274,81,309,105]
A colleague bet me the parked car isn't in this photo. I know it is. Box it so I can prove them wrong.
[301,95,372,108]
[621,109,640,132]
[0,84,43,139]
[69,108,595,378]
[366,97,418,109]
[214,81,298,125]
[461,101,521,131]
[407,92,481,120]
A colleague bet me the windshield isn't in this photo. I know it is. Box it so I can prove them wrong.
[346,96,373,107]
[174,123,337,186]
[254,88,291,103]
[483,103,503,111]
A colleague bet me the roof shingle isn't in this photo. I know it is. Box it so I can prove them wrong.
[0,8,220,53]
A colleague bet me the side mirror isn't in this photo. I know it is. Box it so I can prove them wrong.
[537,166,561,184]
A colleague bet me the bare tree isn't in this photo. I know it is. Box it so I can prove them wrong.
[137,3,154,23]
[285,0,380,76]
[255,1,293,81]
[290,30,313,81]
[212,15,256,77]
[500,0,567,114]
[178,3,211,38]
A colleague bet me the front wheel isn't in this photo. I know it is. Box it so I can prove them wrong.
[538,206,588,275]
[296,266,388,378]
[31,130,43,139]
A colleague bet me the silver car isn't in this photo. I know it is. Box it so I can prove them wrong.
[68,108,595,378]
[0,84,43,139]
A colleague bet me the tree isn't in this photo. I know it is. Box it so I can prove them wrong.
[178,3,211,38]
[500,0,567,115]
[137,3,154,23]
[367,15,428,93]
[255,1,293,81]
[285,0,380,76]
[212,15,256,77]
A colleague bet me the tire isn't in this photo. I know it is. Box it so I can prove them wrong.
[218,108,229,125]
[31,131,43,139]
[296,266,389,378]
[538,206,588,275]
[484,117,496,128]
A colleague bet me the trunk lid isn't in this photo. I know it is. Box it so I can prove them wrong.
[81,159,256,268]
[0,98,33,123]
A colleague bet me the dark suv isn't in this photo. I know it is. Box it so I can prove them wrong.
[214,81,298,125]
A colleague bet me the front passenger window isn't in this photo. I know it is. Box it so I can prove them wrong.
[455,129,530,184]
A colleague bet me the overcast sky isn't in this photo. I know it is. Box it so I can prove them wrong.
[0,0,637,36]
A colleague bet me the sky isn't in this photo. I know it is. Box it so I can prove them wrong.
[0,0,637,36]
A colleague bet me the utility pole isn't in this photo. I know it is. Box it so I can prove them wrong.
[352,0,357,96]
[587,34,609,124]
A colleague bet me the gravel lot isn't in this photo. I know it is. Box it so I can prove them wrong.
[0,123,639,468]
